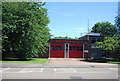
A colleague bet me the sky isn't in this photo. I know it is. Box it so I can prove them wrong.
[45,2,118,38]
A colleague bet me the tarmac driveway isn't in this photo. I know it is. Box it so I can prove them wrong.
[48,58,88,65]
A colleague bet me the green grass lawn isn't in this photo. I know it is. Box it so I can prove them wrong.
[0,58,48,64]
[107,61,120,64]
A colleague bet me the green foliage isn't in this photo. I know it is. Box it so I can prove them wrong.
[2,2,51,60]
[115,14,120,35]
[91,21,117,36]
[96,35,120,60]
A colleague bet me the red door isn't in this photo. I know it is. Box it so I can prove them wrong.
[50,43,83,58]
[50,43,64,58]
[69,44,83,58]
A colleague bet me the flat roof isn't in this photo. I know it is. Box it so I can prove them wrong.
[49,39,88,43]
[86,33,100,36]
[49,38,87,41]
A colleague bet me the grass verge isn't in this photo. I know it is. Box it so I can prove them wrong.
[107,61,120,64]
[0,58,48,64]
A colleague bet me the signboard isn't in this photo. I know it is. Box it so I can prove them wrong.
[84,50,88,52]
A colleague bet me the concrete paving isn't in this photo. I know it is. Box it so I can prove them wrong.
[0,67,119,79]
[47,58,118,68]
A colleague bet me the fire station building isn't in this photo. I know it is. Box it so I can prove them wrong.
[48,33,105,59]
[49,39,87,58]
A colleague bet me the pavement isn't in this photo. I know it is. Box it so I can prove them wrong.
[1,58,119,68]
[0,67,119,79]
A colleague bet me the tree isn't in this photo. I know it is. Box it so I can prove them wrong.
[96,35,120,60]
[115,14,120,35]
[2,2,51,60]
[91,21,117,36]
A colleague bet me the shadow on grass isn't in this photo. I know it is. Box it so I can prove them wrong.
[80,59,107,63]
[79,59,120,63]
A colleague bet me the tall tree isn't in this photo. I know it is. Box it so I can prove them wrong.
[2,2,51,60]
[91,21,117,36]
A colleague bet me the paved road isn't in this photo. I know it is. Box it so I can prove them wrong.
[1,63,118,68]
[0,67,119,79]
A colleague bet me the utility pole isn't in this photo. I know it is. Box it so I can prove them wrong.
[80,33,82,37]
[88,19,90,34]
[87,19,90,40]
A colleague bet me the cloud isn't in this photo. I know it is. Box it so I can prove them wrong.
[63,13,76,16]
[60,12,76,16]
[47,7,59,13]
[47,9,76,16]
[47,7,76,17]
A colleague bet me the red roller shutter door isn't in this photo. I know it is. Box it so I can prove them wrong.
[69,44,83,58]
[50,43,64,58]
